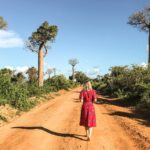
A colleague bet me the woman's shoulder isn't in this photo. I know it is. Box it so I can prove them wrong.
[91,89,96,94]
[80,89,85,94]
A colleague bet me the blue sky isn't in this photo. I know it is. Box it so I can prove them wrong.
[0,0,149,77]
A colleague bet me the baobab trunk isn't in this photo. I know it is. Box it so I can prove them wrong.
[148,27,150,65]
[38,47,44,87]
[72,65,75,81]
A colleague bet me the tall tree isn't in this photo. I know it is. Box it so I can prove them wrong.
[69,58,79,81]
[26,21,58,87]
[128,5,150,64]
[0,16,7,29]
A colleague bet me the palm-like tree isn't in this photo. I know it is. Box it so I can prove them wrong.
[69,58,79,81]
[128,5,150,64]
[26,21,58,87]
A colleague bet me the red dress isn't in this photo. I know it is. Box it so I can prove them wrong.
[79,89,96,127]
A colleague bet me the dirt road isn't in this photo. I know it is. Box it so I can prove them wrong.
[0,88,150,150]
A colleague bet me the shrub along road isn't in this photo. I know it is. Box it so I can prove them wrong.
[0,88,150,150]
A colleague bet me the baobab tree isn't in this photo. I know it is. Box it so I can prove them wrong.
[46,68,54,79]
[128,5,150,64]
[68,58,79,81]
[0,16,7,29]
[26,21,58,87]
[53,68,56,76]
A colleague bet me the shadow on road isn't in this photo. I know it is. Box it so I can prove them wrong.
[96,97,150,127]
[108,110,150,127]
[96,97,134,107]
[12,126,87,141]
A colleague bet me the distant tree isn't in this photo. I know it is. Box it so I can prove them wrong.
[0,16,7,29]
[15,72,25,83]
[97,75,101,80]
[53,68,56,76]
[128,5,150,64]
[26,21,58,87]
[69,75,73,80]
[11,72,25,83]
[75,71,89,84]
[0,68,12,77]
[69,58,79,81]
[26,67,38,83]
[109,66,128,77]
[46,68,54,79]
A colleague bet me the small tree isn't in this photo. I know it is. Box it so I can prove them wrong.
[0,16,7,29]
[75,71,89,84]
[16,72,25,83]
[128,5,150,64]
[26,67,38,83]
[26,21,58,87]
[0,68,12,77]
[69,58,79,81]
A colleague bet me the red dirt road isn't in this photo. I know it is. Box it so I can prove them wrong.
[0,88,150,150]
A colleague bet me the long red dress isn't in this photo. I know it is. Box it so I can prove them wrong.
[79,89,96,127]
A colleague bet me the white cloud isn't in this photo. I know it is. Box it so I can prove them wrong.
[4,66,14,70]
[140,62,147,68]
[5,66,28,74]
[86,66,100,76]
[0,30,24,48]
[15,66,28,73]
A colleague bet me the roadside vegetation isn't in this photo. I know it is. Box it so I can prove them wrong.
[0,67,77,111]
[92,65,150,110]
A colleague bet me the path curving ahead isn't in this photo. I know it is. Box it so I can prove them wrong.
[0,88,149,150]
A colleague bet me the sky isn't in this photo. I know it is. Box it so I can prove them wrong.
[0,0,149,78]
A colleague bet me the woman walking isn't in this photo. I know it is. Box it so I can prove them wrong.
[79,81,97,141]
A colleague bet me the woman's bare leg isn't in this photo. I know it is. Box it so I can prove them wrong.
[85,127,89,137]
[88,127,93,138]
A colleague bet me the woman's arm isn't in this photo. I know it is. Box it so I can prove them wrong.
[79,90,84,103]
[93,90,97,102]
[80,99,83,103]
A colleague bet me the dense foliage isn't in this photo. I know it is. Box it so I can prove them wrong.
[92,65,150,109]
[75,71,89,84]
[0,68,77,111]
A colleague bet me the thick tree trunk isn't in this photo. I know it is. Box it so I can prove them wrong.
[148,27,150,65]
[38,45,44,87]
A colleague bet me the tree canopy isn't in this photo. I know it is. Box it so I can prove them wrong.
[26,21,58,56]
[0,16,7,29]
[69,58,79,67]
[128,6,150,32]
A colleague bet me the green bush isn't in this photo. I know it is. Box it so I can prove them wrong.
[75,71,89,84]
[94,65,150,109]
[0,98,8,105]
[0,68,77,111]
[137,84,150,109]
[46,75,71,90]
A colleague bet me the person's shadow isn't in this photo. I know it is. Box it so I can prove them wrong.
[12,126,87,141]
